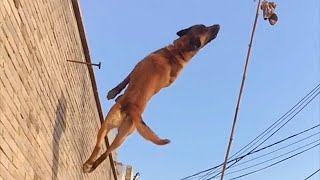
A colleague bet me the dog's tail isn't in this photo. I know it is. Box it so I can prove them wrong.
[133,115,170,145]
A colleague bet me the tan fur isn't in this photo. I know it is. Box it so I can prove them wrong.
[83,24,220,173]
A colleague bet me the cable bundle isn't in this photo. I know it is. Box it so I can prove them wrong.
[181,83,320,180]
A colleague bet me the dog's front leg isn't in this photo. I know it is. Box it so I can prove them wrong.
[107,73,131,100]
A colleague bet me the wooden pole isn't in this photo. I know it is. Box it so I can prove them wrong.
[219,1,261,179]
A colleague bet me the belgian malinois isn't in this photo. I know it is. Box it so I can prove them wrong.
[83,24,220,173]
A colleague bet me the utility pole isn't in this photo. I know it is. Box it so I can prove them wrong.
[219,0,262,179]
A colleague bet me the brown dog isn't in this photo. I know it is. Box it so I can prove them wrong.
[83,24,220,173]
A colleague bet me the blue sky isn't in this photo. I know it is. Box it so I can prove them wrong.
[79,1,320,180]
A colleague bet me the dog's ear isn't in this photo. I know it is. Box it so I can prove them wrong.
[188,37,201,51]
[177,27,190,37]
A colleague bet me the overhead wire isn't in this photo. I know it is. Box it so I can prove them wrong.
[304,168,320,180]
[212,87,320,177]
[222,139,320,177]
[227,142,320,180]
[238,124,320,156]
[201,139,320,179]
[199,122,320,180]
[205,123,320,179]
[180,121,320,180]
[231,131,320,168]
[184,84,320,180]
[229,83,320,160]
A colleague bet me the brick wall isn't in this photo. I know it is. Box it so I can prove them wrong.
[0,0,116,179]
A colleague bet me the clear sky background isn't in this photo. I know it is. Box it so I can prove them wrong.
[79,1,320,180]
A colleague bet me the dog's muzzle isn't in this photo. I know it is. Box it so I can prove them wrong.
[206,24,220,44]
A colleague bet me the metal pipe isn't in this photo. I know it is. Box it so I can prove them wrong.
[67,59,101,69]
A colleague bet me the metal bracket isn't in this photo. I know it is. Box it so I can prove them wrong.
[67,59,101,69]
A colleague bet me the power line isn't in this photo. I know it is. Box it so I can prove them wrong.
[244,124,320,156]
[182,123,320,180]
[200,132,320,179]
[223,139,320,177]
[229,83,320,160]
[200,104,320,180]
[304,168,320,180]
[205,124,320,179]
[231,132,320,168]
[180,167,219,180]
[206,89,320,179]
[180,122,320,180]
[228,143,320,180]
[180,83,320,180]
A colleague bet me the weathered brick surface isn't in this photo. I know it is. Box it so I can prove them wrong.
[0,0,116,179]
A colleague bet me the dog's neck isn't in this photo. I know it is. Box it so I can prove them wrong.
[166,45,187,63]
[171,37,200,62]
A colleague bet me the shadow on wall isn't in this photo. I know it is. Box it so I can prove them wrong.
[52,95,67,180]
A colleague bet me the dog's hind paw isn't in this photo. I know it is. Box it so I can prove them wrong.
[107,89,119,100]
[82,163,93,173]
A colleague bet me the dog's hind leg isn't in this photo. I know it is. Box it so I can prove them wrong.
[82,121,112,173]
[132,112,171,145]
[82,104,121,173]
[89,116,135,172]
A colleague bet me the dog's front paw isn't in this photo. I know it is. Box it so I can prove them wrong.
[107,89,118,100]
[83,163,93,173]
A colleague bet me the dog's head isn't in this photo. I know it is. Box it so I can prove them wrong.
[174,24,220,53]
